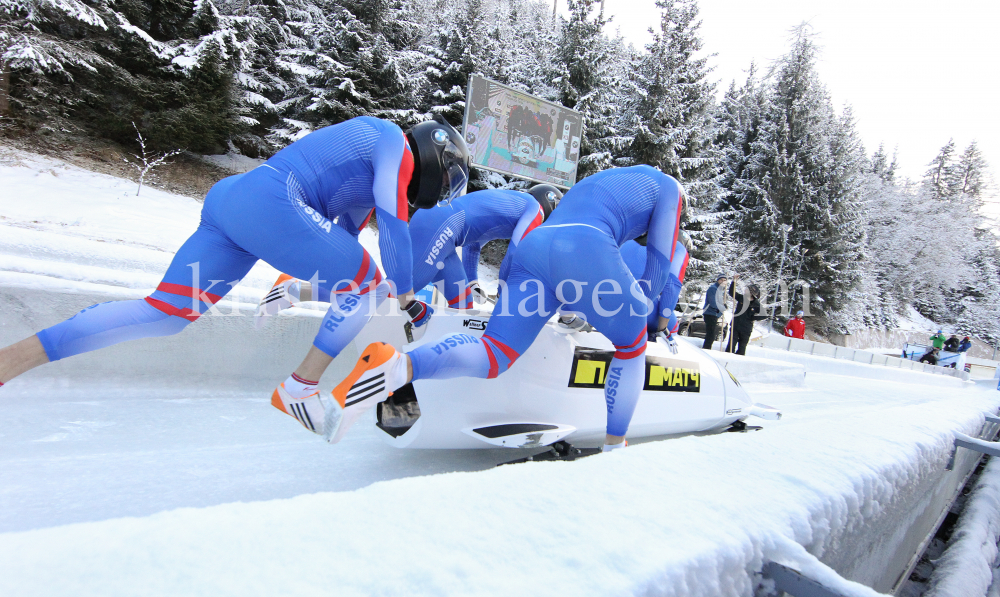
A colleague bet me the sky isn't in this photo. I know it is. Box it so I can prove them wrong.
[557,0,999,191]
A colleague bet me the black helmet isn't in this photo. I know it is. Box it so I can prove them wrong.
[405,114,470,209]
[747,283,760,298]
[527,184,562,220]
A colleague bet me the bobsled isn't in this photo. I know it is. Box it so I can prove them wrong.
[372,307,782,450]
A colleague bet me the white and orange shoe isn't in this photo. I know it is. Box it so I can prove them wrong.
[255,273,299,329]
[271,383,337,436]
[326,342,407,444]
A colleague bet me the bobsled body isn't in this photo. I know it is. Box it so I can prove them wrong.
[373,308,776,449]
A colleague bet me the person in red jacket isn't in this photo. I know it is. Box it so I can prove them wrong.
[784,310,806,339]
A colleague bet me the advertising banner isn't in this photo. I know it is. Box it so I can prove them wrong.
[462,74,583,189]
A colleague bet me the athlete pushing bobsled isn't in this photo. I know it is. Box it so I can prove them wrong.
[256,184,563,317]
[327,165,685,452]
[0,114,470,442]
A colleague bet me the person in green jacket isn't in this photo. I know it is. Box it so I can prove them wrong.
[930,330,946,350]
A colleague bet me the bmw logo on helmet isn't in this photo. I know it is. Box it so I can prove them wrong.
[527,184,563,221]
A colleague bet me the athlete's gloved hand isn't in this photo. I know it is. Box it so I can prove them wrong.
[404,299,434,328]
[557,313,591,333]
[655,330,679,354]
[468,281,489,304]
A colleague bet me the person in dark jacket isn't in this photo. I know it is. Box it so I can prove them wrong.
[701,274,727,350]
[919,347,939,365]
[943,335,960,352]
[959,337,973,352]
[725,274,765,355]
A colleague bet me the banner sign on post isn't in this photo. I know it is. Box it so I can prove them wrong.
[462,74,583,189]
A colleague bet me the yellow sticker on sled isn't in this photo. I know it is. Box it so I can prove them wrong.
[567,348,700,392]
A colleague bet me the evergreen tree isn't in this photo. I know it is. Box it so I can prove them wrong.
[627,0,719,191]
[870,143,897,185]
[621,0,722,281]
[1,0,110,125]
[552,0,622,176]
[421,0,487,126]
[923,138,956,199]
[725,27,866,325]
[954,140,988,198]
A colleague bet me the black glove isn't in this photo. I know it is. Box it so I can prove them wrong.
[404,299,434,328]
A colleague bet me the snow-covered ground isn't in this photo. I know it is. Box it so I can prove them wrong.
[2,148,1000,596]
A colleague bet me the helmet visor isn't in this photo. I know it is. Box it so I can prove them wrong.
[439,141,469,205]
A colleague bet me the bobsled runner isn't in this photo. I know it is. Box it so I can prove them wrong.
[370,306,781,450]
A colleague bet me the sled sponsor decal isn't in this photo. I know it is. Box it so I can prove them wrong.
[462,318,487,331]
[567,348,700,392]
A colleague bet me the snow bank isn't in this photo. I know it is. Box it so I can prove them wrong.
[1,371,998,596]
[924,458,1000,597]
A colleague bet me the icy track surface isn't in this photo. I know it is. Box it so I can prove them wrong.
[2,148,1000,596]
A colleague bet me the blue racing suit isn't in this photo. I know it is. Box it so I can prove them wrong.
[37,116,414,362]
[408,190,544,309]
[406,165,684,438]
[620,239,689,334]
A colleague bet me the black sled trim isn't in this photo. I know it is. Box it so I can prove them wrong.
[473,423,559,439]
[376,383,420,438]
[498,441,602,466]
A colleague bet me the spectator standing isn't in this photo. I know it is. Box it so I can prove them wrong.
[930,330,946,350]
[701,274,727,350]
[726,274,765,356]
[959,336,973,352]
[944,334,960,352]
[784,310,806,339]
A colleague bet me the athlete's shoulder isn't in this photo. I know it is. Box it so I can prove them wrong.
[355,116,404,137]
[618,164,673,182]
[458,188,531,207]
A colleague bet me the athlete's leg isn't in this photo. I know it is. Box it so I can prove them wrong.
[204,169,394,435]
[0,336,48,384]
[439,252,471,309]
[20,221,256,373]
[321,260,553,443]
[547,229,649,448]
[215,169,386,380]
[407,260,554,383]
[0,177,255,386]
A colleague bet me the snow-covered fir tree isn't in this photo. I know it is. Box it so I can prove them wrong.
[621,0,722,281]
[1,0,110,126]
[552,0,624,177]
[720,27,866,328]
[627,0,719,193]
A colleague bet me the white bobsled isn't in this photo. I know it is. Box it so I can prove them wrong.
[373,307,781,450]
